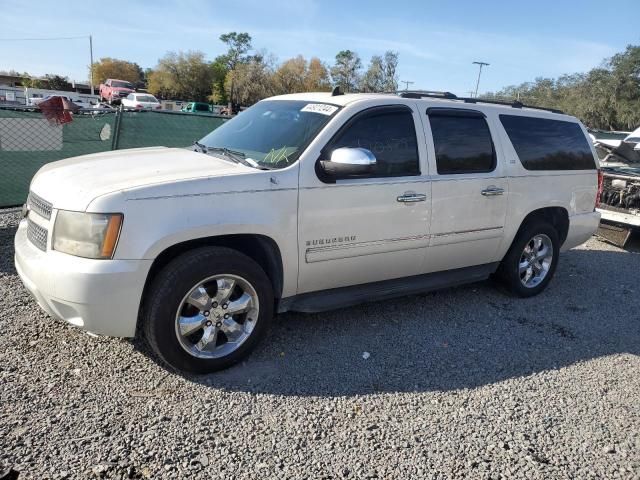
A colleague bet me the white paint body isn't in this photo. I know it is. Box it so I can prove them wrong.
[14,93,600,337]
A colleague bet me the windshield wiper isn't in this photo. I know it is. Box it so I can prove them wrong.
[206,146,274,170]
[193,141,208,153]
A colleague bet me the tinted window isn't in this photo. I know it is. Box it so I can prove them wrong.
[196,103,210,112]
[429,112,495,174]
[500,115,595,170]
[328,108,419,177]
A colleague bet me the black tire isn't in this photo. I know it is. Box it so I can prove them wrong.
[496,220,560,297]
[142,247,273,374]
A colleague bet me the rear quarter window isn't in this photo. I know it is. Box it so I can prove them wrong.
[500,115,596,170]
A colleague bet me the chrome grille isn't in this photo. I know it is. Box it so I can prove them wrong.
[27,218,48,251]
[28,192,52,220]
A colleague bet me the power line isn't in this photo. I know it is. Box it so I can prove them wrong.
[0,35,89,41]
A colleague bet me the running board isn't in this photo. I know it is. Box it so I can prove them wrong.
[279,263,499,314]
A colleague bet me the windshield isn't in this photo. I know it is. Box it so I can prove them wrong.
[199,100,339,169]
[113,81,133,89]
[136,95,158,103]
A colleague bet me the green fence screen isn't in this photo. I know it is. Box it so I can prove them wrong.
[0,107,227,207]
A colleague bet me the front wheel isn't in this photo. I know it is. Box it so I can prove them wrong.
[142,247,273,373]
[497,221,560,297]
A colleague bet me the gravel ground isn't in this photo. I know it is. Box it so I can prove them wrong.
[1,208,638,479]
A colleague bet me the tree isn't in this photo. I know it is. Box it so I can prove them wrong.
[147,51,213,101]
[273,56,331,94]
[20,74,72,90]
[331,50,362,93]
[274,55,308,94]
[217,32,253,108]
[226,53,276,105]
[305,57,331,91]
[90,58,144,85]
[209,59,228,104]
[359,51,399,93]
[43,74,72,91]
[360,55,384,92]
[382,51,399,92]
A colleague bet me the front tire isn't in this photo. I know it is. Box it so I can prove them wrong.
[497,221,560,297]
[143,247,273,373]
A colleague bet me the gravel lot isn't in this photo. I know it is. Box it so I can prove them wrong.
[1,208,638,479]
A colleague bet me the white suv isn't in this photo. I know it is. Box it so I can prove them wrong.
[15,91,601,373]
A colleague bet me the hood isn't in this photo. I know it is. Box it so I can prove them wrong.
[30,147,251,210]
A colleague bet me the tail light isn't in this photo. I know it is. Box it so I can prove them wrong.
[596,169,604,209]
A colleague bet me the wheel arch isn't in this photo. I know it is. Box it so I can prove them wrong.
[140,234,284,320]
[514,206,569,247]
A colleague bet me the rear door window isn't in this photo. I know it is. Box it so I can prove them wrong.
[428,109,496,174]
[500,115,596,170]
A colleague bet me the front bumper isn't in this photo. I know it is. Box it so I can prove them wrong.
[14,219,152,337]
[562,211,601,252]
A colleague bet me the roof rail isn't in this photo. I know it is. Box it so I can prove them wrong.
[398,90,458,100]
[458,96,564,114]
[397,90,564,114]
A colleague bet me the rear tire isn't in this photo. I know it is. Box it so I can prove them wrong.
[142,247,273,374]
[496,221,560,297]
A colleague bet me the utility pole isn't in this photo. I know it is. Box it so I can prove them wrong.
[89,35,94,95]
[472,61,489,98]
[401,80,414,91]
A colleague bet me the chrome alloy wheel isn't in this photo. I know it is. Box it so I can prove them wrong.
[175,274,259,359]
[519,234,554,288]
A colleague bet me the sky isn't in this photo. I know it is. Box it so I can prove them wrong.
[1,0,638,96]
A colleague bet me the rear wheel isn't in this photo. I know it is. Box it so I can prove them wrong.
[143,247,273,373]
[497,221,559,297]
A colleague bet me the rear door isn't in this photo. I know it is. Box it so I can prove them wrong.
[423,107,508,272]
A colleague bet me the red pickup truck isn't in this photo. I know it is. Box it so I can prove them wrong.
[99,79,135,104]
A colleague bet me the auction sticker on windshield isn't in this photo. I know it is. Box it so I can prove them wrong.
[301,103,339,116]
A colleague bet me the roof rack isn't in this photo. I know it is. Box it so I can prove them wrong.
[397,90,564,114]
[399,90,457,100]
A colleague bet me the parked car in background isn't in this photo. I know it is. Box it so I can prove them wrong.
[15,91,600,374]
[99,79,135,104]
[122,93,162,110]
[181,102,212,113]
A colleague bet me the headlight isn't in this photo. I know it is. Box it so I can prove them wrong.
[53,210,123,259]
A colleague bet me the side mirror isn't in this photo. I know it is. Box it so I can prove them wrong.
[318,147,377,180]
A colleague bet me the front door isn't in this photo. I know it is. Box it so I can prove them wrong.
[297,104,431,294]
[423,107,508,273]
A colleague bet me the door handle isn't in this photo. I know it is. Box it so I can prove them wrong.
[397,193,427,203]
[481,186,504,197]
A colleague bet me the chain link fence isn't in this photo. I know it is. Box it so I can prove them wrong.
[0,107,228,207]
